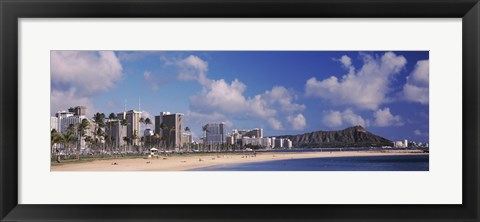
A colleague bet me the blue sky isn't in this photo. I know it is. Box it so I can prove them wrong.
[51,51,429,143]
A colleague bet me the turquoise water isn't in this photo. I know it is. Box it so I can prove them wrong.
[190,155,429,171]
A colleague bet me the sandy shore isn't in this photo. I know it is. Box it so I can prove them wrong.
[51,151,428,171]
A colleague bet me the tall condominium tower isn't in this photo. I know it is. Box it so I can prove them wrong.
[68,106,86,116]
[117,110,142,146]
[206,122,226,145]
[155,112,184,148]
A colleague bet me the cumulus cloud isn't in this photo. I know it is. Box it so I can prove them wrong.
[322,109,368,128]
[51,51,122,95]
[190,78,249,114]
[190,79,305,124]
[287,114,307,130]
[403,60,429,104]
[50,88,96,117]
[268,118,283,130]
[373,107,403,127]
[339,55,352,68]
[179,55,306,130]
[51,51,123,116]
[306,52,407,110]
[177,55,210,84]
[262,86,306,113]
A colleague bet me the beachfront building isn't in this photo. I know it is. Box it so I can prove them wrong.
[117,110,142,146]
[53,108,95,150]
[229,128,264,145]
[50,116,59,131]
[182,132,193,144]
[155,112,184,148]
[241,136,273,148]
[106,119,127,150]
[205,122,226,145]
[68,106,86,116]
[286,139,293,149]
[274,138,284,149]
[394,140,408,148]
[226,135,234,145]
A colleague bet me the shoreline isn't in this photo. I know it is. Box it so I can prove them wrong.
[51,150,428,171]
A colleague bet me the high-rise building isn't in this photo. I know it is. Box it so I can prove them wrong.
[206,122,226,145]
[117,110,142,146]
[54,109,95,150]
[106,119,127,150]
[155,112,184,148]
[68,106,86,116]
[50,116,59,132]
[274,138,284,148]
[154,111,170,135]
[244,128,263,138]
[182,132,193,144]
[286,139,292,149]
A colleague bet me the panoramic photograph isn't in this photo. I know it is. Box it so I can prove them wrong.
[50,51,429,171]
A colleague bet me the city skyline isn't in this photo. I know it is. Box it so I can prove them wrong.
[51,51,429,143]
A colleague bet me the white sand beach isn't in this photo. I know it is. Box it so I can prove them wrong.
[51,151,428,171]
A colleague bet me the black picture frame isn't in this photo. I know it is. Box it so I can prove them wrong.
[1,0,479,221]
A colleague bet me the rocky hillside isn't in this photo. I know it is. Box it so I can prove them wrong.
[276,126,392,148]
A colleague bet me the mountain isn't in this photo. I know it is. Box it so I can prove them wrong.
[276,126,392,148]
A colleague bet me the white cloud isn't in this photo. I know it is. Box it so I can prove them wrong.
[51,51,123,95]
[339,55,352,68]
[306,52,407,110]
[373,107,403,127]
[322,109,368,128]
[50,88,96,117]
[176,55,306,131]
[268,118,283,130]
[177,55,210,84]
[51,51,123,117]
[322,111,343,127]
[262,86,306,113]
[287,114,307,130]
[190,78,248,114]
[403,60,429,104]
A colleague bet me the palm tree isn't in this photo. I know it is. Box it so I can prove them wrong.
[65,124,77,155]
[202,124,209,151]
[93,113,106,152]
[169,127,176,150]
[61,131,77,159]
[143,118,153,149]
[76,118,90,158]
[132,130,140,153]
[108,113,117,152]
[159,123,168,149]
[51,129,63,161]
[184,126,191,151]
[120,118,129,152]
[123,136,130,153]
[153,133,161,148]
[160,135,168,150]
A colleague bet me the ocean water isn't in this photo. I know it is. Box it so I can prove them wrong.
[190,155,429,171]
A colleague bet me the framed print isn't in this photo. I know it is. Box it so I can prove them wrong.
[1,0,479,221]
